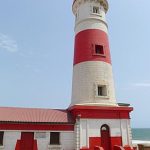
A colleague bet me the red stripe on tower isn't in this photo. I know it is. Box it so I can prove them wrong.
[74,29,111,65]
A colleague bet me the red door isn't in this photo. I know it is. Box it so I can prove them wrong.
[101,125,111,150]
[20,132,34,150]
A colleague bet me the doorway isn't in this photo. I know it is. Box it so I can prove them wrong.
[20,132,34,150]
[101,124,111,150]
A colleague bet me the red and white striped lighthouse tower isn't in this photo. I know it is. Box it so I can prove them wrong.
[69,0,134,150]
[71,0,116,106]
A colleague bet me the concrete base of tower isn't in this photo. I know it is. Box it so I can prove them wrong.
[68,105,133,150]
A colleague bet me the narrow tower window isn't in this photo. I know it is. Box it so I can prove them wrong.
[0,131,4,146]
[97,85,107,96]
[95,45,105,55]
[93,7,99,14]
[50,132,60,145]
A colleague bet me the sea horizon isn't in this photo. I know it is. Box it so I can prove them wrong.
[132,128,150,141]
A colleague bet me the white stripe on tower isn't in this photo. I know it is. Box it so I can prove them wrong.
[71,0,117,106]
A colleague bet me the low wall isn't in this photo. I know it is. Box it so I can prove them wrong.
[132,140,150,150]
[138,144,150,150]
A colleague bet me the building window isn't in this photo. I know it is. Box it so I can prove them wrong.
[93,6,99,14]
[97,85,107,96]
[95,45,105,55]
[0,131,4,146]
[50,132,60,145]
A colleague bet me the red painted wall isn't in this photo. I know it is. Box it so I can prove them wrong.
[111,137,122,150]
[124,145,135,150]
[33,140,38,150]
[80,148,89,150]
[0,123,74,131]
[89,137,101,150]
[69,105,133,120]
[74,29,111,65]
[15,140,21,150]
[88,136,122,150]
[114,145,125,150]
[20,132,34,150]
[15,138,38,150]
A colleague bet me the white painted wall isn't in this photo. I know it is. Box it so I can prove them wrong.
[120,119,132,146]
[76,2,106,22]
[36,132,50,150]
[75,19,108,35]
[2,131,21,150]
[36,131,75,150]
[73,1,108,34]
[71,61,117,106]
[1,130,75,150]
[61,132,75,150]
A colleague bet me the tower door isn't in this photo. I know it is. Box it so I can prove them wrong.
[101,125,111,150]
[20,132,34,150]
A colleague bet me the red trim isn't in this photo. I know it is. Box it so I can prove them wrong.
[69,105,133,111]
[33,140,38,150]
[89,136,122,150]
[114,145,124,150]
[89,137,101,150]
[15,140,21,150]
[124,145,135,150]
[0,123,74,131]
[94,146,104,150]
[114,145,135,150]
[20,132,34,150]
[111,137,122,150]
[74,29,111,65]
[69,105,133,119]
[80,148,89,150]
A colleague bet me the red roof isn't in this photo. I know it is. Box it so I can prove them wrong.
[0,107,73,124]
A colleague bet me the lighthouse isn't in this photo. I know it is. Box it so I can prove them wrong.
[69,0,134,150]
[71,0,116,106]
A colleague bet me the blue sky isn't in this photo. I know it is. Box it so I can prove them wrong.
[0,0,150,128]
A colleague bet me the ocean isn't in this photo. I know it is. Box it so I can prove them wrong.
[132,128,150,141]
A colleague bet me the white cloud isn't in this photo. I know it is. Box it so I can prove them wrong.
[119,82,150,91]
[133,83,150,87]
[0,33,18,53]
